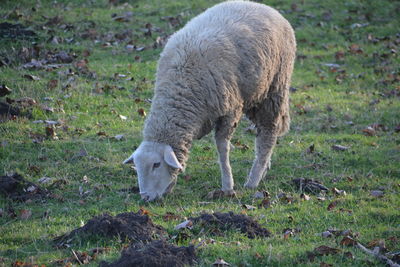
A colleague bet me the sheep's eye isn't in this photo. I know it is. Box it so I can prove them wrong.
[153,162,161,169]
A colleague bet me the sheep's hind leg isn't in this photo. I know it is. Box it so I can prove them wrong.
[244,127,277,189]
[214,115,240,196]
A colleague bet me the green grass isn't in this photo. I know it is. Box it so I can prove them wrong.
[1,0,399,266]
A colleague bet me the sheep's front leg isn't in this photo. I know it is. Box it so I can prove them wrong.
[214,115,240,195]
[215,136,234,193]
[244,128,277,188]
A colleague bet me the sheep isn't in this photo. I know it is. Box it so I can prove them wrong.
[123,0,296,201]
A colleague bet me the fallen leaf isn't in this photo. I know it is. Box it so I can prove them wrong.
[366,239,387,251]
[321,231,333,238]
[344,251,354,259]
[300,193,311,201]
[19,209,32,220]
[370,190,384,198]
[212,258,230,266]
[0,85,12,97]
[320,262,333,267]
[242,204,257,210]
[47,79,58,90]
[259,198,271,209]
[174,219,193,230]
[38,177,53,184]
[253,190,270,199]
[340,236,357,246]
[331,144,349,151]
[114,134,124,141]
[332,187,347,196]
[362,126,376,136]
[137,108,146,117]
[119,114,127,120]
[23,74,40,81]
[314,245,341,256]
[162,212,181,221]
[327,200,338,211]
[45,125,58,140]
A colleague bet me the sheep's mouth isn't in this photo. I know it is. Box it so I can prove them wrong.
[164,179,177,194]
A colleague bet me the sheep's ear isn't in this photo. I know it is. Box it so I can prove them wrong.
[164,145,183,170]
[123,152,135,164]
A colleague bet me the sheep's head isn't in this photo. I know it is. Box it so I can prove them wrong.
[123,141,183,201]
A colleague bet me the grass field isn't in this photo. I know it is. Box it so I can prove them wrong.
[1,0,399,266]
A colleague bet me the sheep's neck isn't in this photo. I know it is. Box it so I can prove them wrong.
[143,106,201,167]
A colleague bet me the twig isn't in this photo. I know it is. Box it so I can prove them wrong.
[71,249,83,265]
[356,242,400,267]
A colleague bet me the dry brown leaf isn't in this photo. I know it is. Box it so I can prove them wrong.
[0,84,12,97]
[327,200,338,211]
[314,245,341,256]
[137,108,146,117]
[340,236,357,246]
[19,209,32,220]
[47,79,58,90]
[162,212,181,222]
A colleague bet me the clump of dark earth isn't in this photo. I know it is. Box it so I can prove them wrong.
[100,240,196,267]
[191,212,271,239]
[0,22,36,39]
[292,178,329,193]
[0,102,20,120]
[54,211,167,247]
[0,173,59,201]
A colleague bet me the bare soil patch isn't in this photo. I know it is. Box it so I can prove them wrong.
[0,173,59,201]
[100,240,196,267]
[54,211,167,247]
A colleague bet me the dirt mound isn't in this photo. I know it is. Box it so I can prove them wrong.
[191,212,271,239]
[100,240,196,267]
[54,211,167,247]
[0,173,58,201]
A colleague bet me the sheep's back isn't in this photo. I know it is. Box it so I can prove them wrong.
[156,1,296,114]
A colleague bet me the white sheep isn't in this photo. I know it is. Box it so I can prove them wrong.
[124,0,296,201]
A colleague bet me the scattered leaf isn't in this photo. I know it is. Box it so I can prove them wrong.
[47,79,58,90]
[162,212,181,222]
[119,114,127,120]
[23,74,40,81]
[242,204,257,210]
[300,193,311,200]
[370,190,384,198]
[45,125,58,140]
[332,187,347,196]
[340,236,357,246]
[19,209,32,220]
[314,245,341,256]
[331,144,349,151]
[174,219,193,230]
[137,108,146,117]
[327,200,338,211]
[253,190,270,199]
[212,258,230,266]
[0,85,12,97]
[114,134,124,141]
